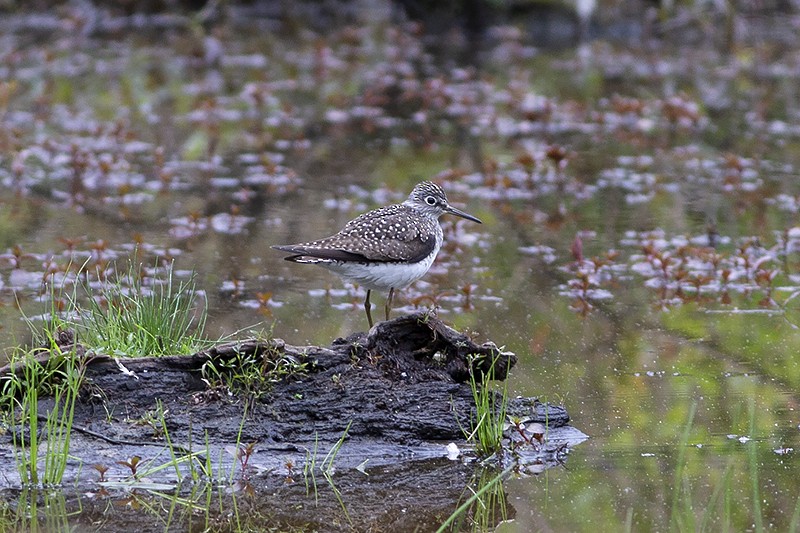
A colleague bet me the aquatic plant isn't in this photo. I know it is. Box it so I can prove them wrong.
[303,421,353,524]
[9,489,72,532]
[226,403,253,484]
[2,277,85,487]
[76,259,209,356]
[436,465,514,533]
[303,433,320,501]
[2,342,82,486]
[91,463,108,482]
[200,330,309,403]
[116,455,142,479]
[464,353,509,459]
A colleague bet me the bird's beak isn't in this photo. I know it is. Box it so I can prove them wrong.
[444,204,482,224]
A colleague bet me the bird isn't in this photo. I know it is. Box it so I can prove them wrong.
[272,181,482,327]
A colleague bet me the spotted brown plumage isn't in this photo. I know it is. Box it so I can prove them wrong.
[272,181,481,327]
[276,203,439,263]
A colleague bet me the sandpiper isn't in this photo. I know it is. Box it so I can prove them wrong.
[273,181,482,327]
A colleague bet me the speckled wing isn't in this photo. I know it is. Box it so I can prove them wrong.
[274,204,438,263]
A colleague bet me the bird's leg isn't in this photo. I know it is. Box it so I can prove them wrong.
[385,287,395,321]
[364,289,374,328]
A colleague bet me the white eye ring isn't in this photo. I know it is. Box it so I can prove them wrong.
[425,196,437,206]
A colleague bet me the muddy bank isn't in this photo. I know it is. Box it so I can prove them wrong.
[1,313,581,487]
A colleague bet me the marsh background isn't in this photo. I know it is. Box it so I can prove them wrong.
[1,0,800,530]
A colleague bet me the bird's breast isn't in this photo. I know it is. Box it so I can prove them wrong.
[322,244,440,290]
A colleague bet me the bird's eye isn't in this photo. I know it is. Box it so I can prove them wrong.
[424,196,437,206]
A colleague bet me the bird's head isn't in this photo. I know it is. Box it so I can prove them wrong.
[404,181,482,223]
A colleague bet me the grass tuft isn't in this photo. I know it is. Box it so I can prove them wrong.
[76,259,208,356]
[2,344,83,487]
[464,353,508,458]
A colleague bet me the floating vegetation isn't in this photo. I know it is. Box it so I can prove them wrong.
[556,227,800,317]
[0,0,797,332]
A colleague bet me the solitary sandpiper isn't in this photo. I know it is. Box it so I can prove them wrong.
[273,181,482,327]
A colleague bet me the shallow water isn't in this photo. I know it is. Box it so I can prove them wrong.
[2,2,800,531]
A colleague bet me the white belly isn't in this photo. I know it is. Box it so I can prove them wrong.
[322,251,437,290]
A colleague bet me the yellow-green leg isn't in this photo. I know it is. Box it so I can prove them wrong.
[385,287,395,321]
[364,289,374,327]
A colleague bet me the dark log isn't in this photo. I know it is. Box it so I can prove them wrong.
[53,312,566,447]
[2,313,575,474]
